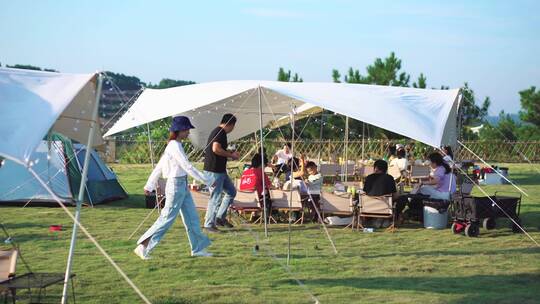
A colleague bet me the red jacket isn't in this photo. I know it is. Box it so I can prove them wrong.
[240,167,271,196]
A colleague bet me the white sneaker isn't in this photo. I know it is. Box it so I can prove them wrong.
[191,249,213,257]
[133,244,150,260]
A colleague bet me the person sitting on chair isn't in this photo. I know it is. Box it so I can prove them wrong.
[364,160,406,222]
[363,160,397,197]
[390,148,408,174]
[246,152,273,218]
[418,152,456,200]
[272,143,292,183]
[282,155,308,193]
[301,161,323,223]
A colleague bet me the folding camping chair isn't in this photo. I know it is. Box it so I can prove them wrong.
[358,165,375,180]
[231,179,263,223]
[357,194,396,232]
[1,249,18,304]
[338,163,356,181]
[0,250,17,283]
[409,165,430,185]
[319,164,341,183]
[270,189,305,224]
[0,248,76,304]
[320,192,355,227]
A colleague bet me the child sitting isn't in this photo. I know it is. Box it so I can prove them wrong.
[301,161,323,223]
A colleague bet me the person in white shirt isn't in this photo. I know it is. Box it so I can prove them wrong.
[272,143,292,181]
[390,148,408,173]
[301,161,323,222]
[134,116,213,260]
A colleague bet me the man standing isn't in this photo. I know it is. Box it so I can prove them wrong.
[203,114,239,232]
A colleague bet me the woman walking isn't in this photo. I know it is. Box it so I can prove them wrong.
[134,116,213,259]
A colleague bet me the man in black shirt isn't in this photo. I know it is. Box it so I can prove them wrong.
[203,114,240,232]
[363,159,411,222]
[363,159,397,196]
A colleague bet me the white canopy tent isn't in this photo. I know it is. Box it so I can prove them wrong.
[0,67,103,165]
[104,81,462,149]
[105,80,462,263]
[0,68,149,304]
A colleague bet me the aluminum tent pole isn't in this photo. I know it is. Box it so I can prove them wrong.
[145,122,161,212]
[344,116,349,181]
[317,112,324,165]
[258,86,269,238]
[361,122,365,161]
[61,73,103,304]
[287,103,296,266]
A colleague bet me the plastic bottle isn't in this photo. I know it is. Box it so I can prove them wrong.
[363,228,374,233]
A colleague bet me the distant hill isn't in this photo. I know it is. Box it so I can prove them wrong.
[486,113,520,125]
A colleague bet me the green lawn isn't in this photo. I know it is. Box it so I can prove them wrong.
[1,163,539,303]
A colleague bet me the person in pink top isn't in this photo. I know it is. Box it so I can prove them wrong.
[418,152,456,200]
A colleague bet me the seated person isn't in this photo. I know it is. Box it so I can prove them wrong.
[239,153,273,219]
[364,160,408,222]
[385,143,397,162]
[441,145,454,165]
[390,147,408,173]
[363,159,397,197]
[272,143,292,180]
[418,152,456,200]
[300,161,323,223]
[282,155,307,193]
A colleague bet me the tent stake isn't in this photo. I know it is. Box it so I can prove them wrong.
[61,73,103,304]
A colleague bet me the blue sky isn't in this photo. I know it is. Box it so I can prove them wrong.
[1,0,538,114]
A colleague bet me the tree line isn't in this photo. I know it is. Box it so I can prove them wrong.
[277,52,539,142]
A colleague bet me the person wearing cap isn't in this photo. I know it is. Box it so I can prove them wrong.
[134,116,213,260]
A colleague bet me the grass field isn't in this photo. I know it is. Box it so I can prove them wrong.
[1,163,539,303]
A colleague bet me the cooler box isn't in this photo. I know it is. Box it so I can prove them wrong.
[423,206,448,229]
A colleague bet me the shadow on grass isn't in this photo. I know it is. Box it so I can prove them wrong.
[291,273,540,303]
[153,297,194,304]
[349,246,540,259]
[96,194,147,209]
[1,222,50,229]
[506,174,540,186]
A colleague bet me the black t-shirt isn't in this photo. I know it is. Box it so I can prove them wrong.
[204,127,228,173]
[363,173,397,196]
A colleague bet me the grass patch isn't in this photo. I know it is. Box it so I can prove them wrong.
[0,163,539,303]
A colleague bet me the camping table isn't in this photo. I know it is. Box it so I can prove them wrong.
[0,273,76,303]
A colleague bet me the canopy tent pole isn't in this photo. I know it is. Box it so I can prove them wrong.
[287,103,296,266]
[61,73,103,304]
[317,112,324,165]
[258,86,269,238]
[145,122,161,213]
[361,122,365,161]
[146,123,156,168]
[343,116,349,181]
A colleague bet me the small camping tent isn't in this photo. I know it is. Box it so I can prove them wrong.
[0,133,127,206]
